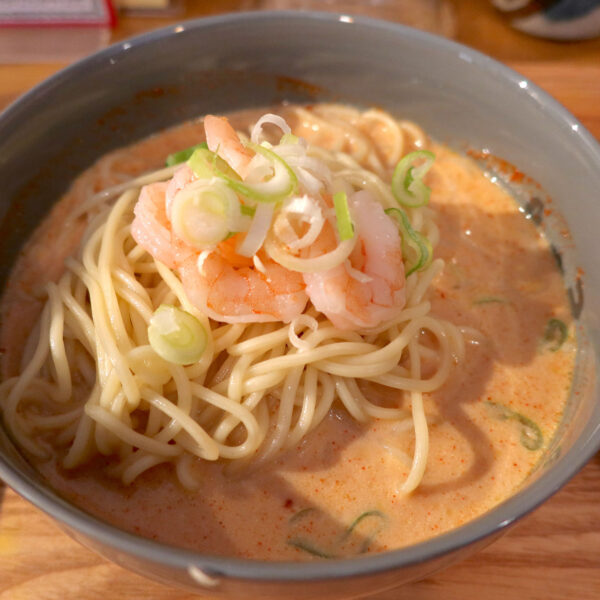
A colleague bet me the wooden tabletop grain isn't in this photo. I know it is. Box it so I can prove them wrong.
[1,2,599,599]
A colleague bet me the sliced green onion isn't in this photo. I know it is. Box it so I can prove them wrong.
[240,142,298,202]
[392,150,435,207]
[485,401,543,452]
[170,180,241,249]
[385,207,432,276]
[237,202,274,257]
[333,191,354,241]
[165,142,208,167]
[288,508,334,558]
[187,147,240,181]
[288,539,334,559]
[344,510,386,537]
[543,318,568,352]
[148,305,207,365]
[188,144,297,203]
[287,508,387,558]
[473,296,509,305]
[289,507,316,523]
[340,510,387,554]
[280,133,299,145]
[516,413,544,451]
[240,204,256,217]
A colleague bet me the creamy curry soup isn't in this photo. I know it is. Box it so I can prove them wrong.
[0,105,574,560]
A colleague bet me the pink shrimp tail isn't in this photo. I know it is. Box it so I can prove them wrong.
[204,115,253,178]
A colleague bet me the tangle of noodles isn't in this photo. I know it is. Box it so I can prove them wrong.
[0,104,463,494]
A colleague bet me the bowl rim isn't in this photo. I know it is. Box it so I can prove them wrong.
[1,8,600,584]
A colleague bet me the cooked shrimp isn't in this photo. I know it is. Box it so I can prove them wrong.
[180,242,308,323]
[131,182,193,269]
[303,190,406,330]
[132,115,308,323]
[166,116,250,219]
[204,115,253,178]
[134,184,307,322]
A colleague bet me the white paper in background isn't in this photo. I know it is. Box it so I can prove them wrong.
[0,0,114,62]
[0,0,112,23]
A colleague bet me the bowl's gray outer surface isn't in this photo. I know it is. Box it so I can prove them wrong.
[0,11,599,600]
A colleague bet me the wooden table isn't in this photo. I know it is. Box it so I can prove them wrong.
[1,2,599,599]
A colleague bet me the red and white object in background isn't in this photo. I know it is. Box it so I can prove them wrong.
[0,0,117,63]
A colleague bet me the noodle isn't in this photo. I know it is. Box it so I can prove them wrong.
[0,104,463,494]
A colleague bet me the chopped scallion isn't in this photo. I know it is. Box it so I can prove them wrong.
[485,401,543,451]
[240,204,256,217]
[340,510,387,554]
[148,305,207,365]
[473,296,509,305]
[170,180,241,248]
[280,133,299,145]
[289,507,316,523]
[188,145,297,203]
[515,413,544,451]
[344,510,387,536]
[392,150,435,207]
[385,207,432,276]
[288,539,334,559]
[188,147,239,181]
[165,142,208,167]
[243,142,298,201]
[543,318,568,352]
[287,508,387,558]
[333,191,354,241]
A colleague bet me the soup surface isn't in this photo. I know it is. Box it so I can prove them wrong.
[0,105,574,560]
